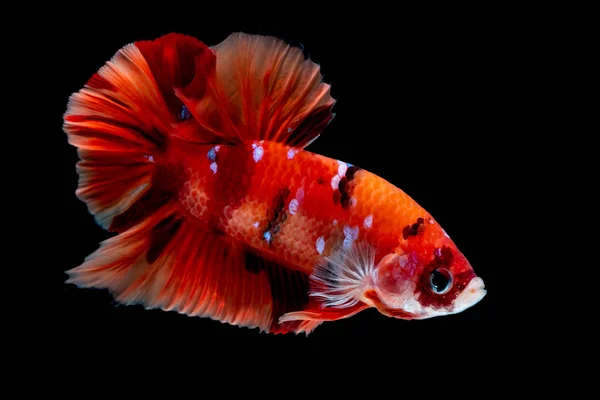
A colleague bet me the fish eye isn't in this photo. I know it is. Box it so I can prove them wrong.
[429,268,453,295]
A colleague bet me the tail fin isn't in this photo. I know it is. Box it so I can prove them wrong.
[64,32,338,334]
[64,33,214,231]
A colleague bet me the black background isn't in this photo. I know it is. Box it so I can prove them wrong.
[39,7,527,368]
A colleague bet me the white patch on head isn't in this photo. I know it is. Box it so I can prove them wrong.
[263,231,271,243]
[209,162,218,174]
[337,160,348,177]
[331,174,341,190]
[400,297,422,314]
[398,254,408,268]
[316,236,325,254]
[287,149,296,159]
[253,146,264,163]
[289,198,299,215]
[364,214,373,229]
[397,277,486,319]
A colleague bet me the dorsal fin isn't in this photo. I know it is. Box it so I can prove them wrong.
[174,32,336,148]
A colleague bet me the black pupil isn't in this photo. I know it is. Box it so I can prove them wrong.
[430,268,451,293]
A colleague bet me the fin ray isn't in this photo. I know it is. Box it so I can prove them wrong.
[309,241,377,309]
[63,34,212,231]
[67,214,321,334]
[175,32,336,148]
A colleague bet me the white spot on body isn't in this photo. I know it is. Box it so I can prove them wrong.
[253,146,264,162]
[443,229,450,238]
[289,199,299,215]
[207,147,218,161]
[331,174,341,190]
[316,236,325,254]
[350,198,357,208]
[287,149,296,159]
[343,236,354,249]
[343,224,360,248]
[332,219,338,226]
[145,155,155,163]
[296,188,304,202]
[263,231,271,243]
[287,127,293,133]
[337,160,348,177]
[253,222,259,228]
[344,225,359,240]
[364,214,373,229]
[209,162,218,174]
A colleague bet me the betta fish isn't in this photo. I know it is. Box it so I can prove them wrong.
[63,32,486,334]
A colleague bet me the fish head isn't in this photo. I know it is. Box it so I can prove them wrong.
[368,218,486,320]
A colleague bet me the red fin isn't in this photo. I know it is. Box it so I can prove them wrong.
[63,33,213,231]
[175,32,336,148]
[67,212,322,334]
[135,33,214,117]
[278,302,369,334]
[243,252,313,334]
[277,241,376,332]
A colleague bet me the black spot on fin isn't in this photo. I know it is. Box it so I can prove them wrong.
[147,215,182,263]
[243,251,310,332]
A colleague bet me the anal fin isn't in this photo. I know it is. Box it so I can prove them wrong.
[67,209,320,334]
[279,302,369,334]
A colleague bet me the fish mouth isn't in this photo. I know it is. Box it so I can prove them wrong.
[452,277,487,314]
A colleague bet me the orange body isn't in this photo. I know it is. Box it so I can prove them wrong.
[174,139,430,274]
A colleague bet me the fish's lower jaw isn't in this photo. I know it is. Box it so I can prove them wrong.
[451,277,486,315]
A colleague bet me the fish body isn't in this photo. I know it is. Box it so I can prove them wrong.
[176,139,414,273]
[64,32,486,334]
